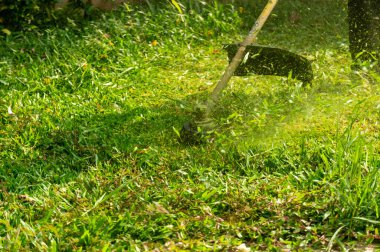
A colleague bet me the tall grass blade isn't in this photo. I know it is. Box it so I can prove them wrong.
[327,225,346,252]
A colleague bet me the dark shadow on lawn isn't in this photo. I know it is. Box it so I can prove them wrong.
[5,78,322,187]
[1,75,321,193]
[1,92,200,191]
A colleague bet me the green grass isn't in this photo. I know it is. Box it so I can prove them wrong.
[0,0,379,251]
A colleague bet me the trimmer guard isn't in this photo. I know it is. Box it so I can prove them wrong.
[223,44,313,83]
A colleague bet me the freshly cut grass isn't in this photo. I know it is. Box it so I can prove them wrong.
[0,1,379,251]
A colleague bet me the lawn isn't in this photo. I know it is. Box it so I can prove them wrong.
[0,0,379,251]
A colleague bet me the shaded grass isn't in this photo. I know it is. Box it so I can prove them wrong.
[0,0,379,251]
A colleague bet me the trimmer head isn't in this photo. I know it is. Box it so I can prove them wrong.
[180,121,204,144]
[179,104,215,144]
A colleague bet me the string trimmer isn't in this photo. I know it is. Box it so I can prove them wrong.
[180,0,312,143]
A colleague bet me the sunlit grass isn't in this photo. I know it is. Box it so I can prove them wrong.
[0,1,379,251]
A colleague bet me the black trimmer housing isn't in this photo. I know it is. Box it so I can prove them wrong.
[223,44,313,83]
